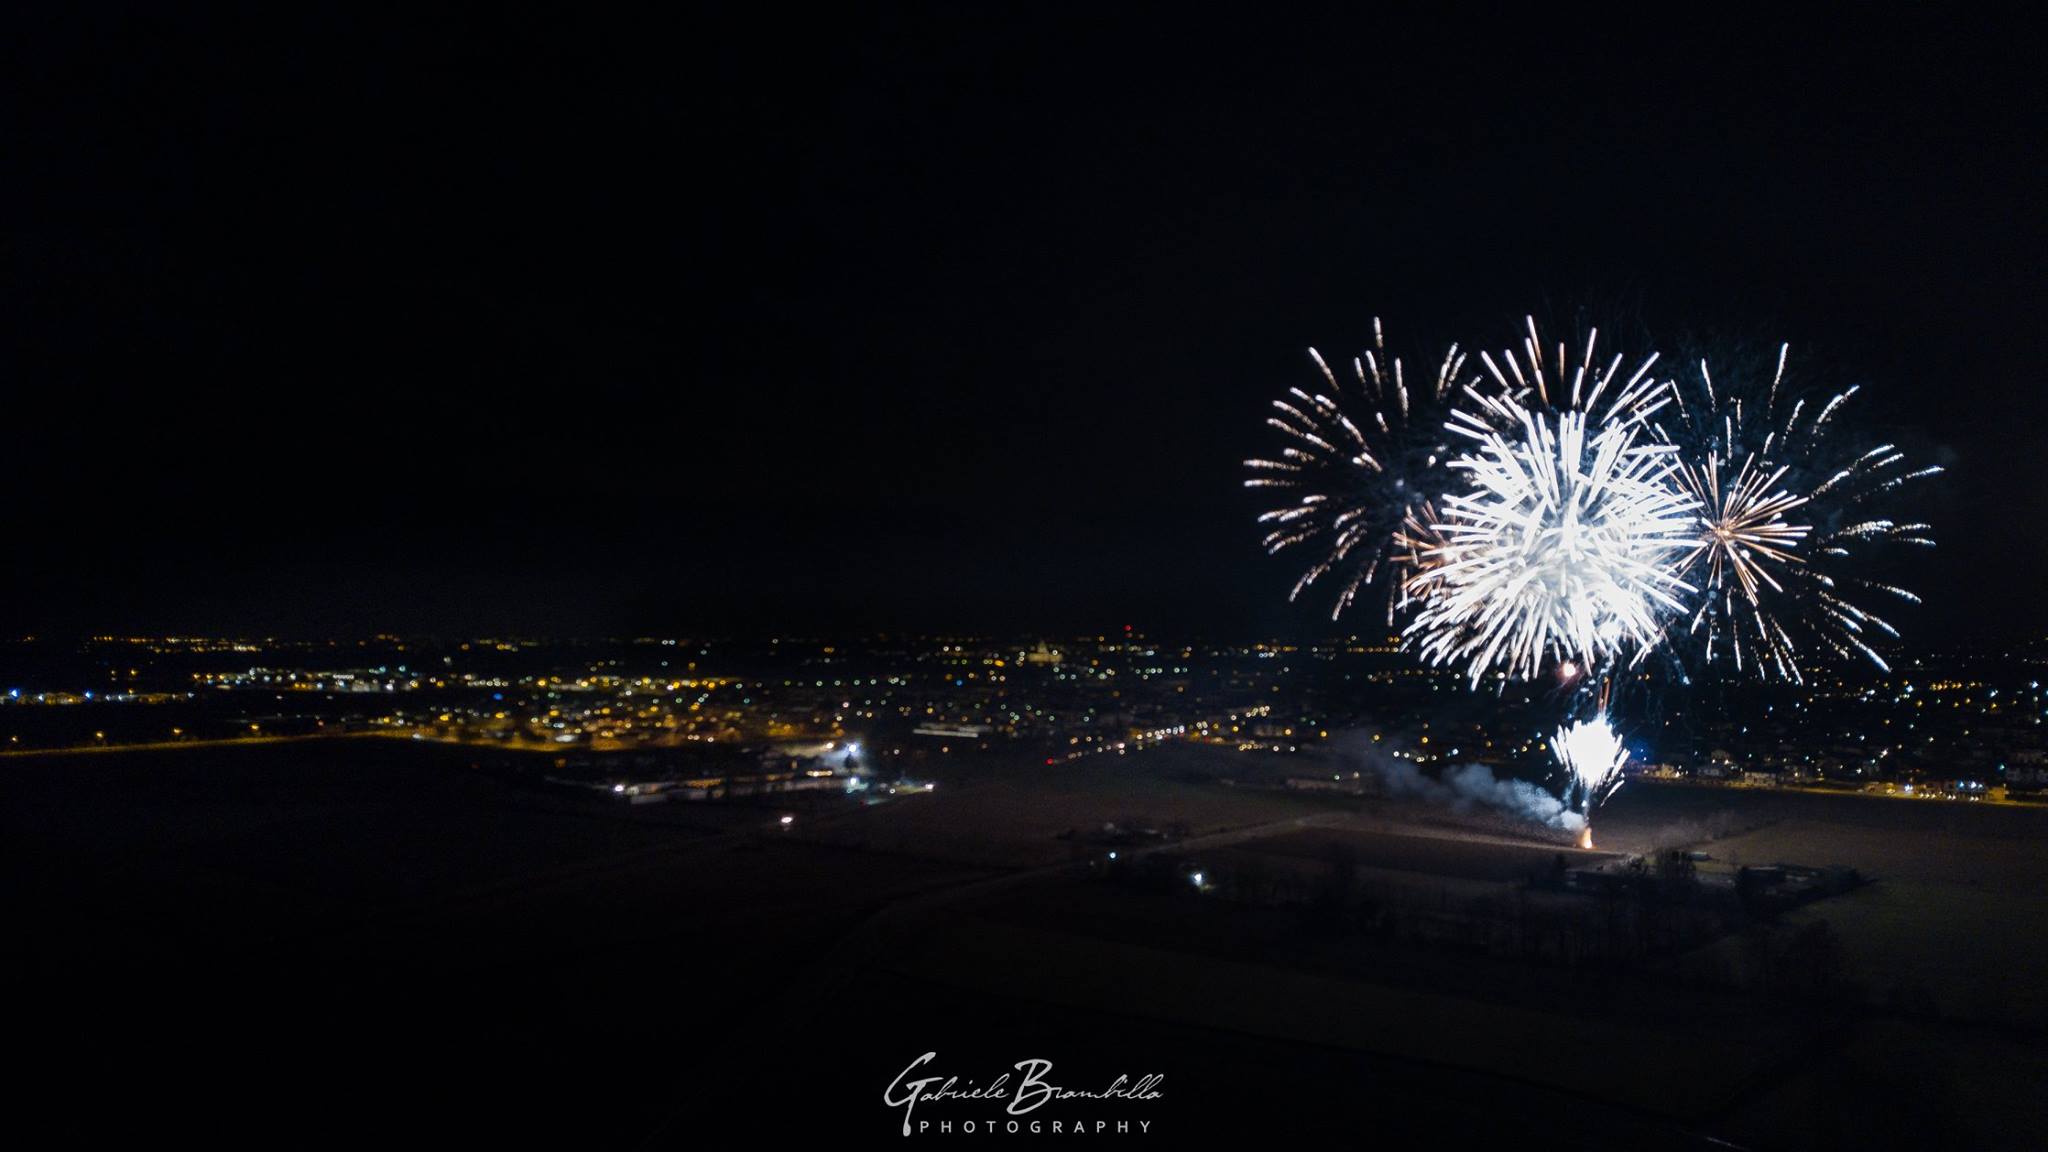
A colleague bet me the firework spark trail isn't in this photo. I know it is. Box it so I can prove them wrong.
[1466,320,1672,432]
[1245,319,1466,622]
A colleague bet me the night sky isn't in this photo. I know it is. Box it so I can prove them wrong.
[2,9,2040,640]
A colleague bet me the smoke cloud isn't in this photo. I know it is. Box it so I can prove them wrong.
[1336,732,1585,831]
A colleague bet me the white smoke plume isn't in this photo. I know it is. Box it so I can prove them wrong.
[1335,731,1586,832]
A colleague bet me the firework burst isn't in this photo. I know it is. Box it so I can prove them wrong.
[1661,345,1939,680]
[1400,323,1697,685]
[1244,313,1941,831]
[1245,319,1466,621]
[1551,712,1629,816]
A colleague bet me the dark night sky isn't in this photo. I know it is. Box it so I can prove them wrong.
[1,8,2041,640]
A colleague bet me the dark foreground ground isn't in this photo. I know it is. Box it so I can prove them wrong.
[7,741,2047,1149]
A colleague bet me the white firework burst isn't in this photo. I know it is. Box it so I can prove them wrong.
[1246,319,1466,621]
[1552,713,1629,813]
[1402,395,1699,685]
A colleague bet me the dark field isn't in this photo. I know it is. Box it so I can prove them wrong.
[8,741,2048,1148]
